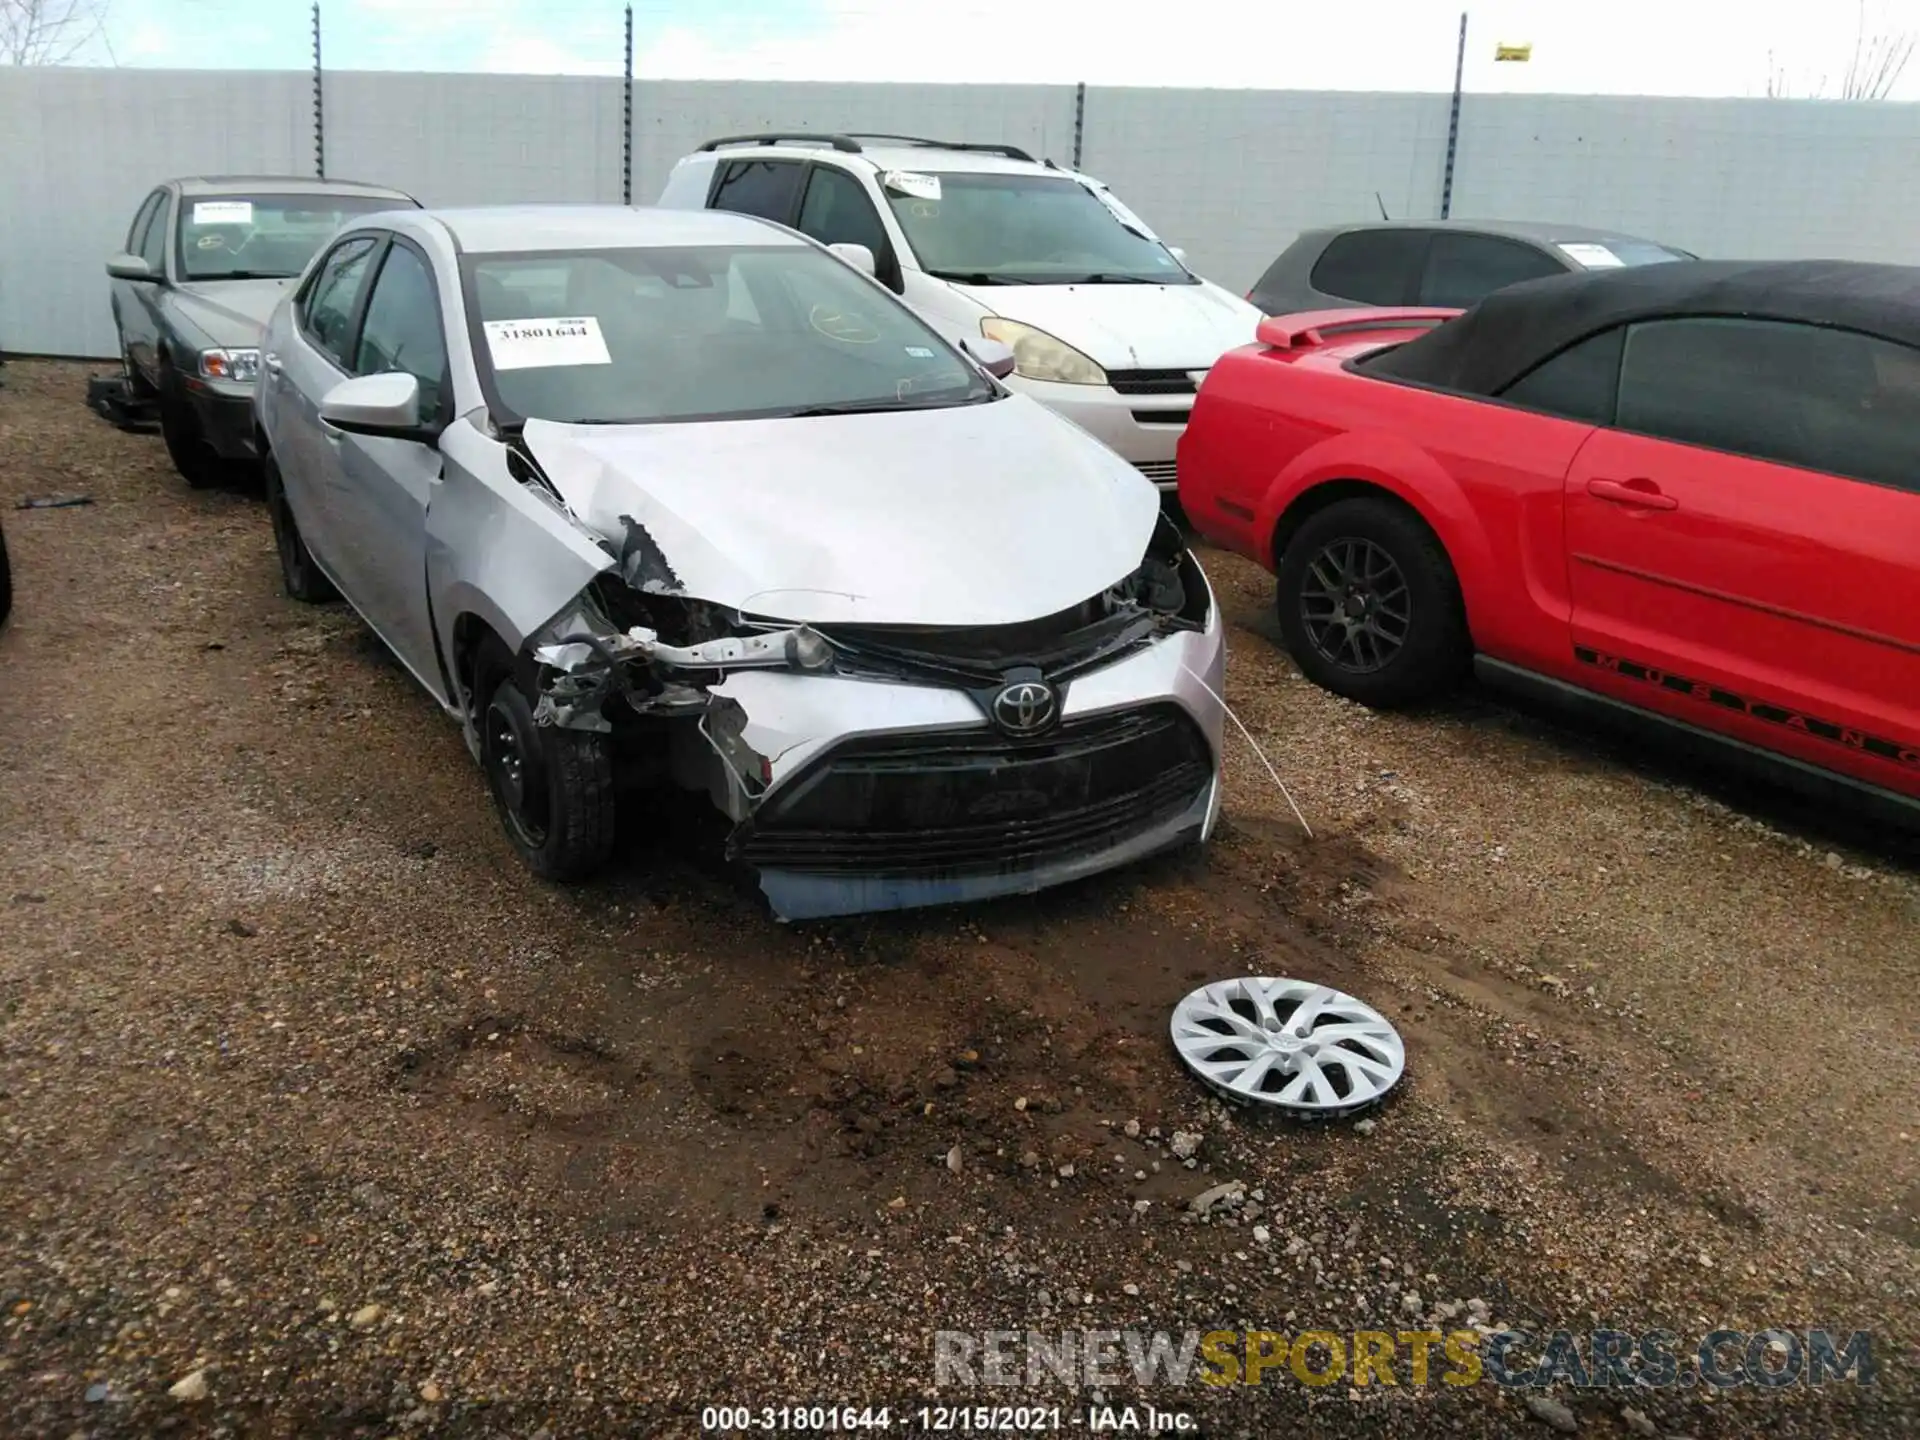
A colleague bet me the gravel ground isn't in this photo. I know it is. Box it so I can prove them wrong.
[0,359,1915,1439]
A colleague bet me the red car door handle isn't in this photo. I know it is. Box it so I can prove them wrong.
[1587,477,1678,511]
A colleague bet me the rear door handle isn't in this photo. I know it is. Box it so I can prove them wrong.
[1587,477,1678,511]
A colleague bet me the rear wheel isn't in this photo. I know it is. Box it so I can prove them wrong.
[157,359,213,488]
[264,451,337,603]
[475,638,617,881]
[1276,497,1468,708]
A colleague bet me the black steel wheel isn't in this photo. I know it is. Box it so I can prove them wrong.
[1276,496,1468,708]
[474,639,617,881]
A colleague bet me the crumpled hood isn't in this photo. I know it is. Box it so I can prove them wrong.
[521,395,1162,627]
[958,278,1263,370]
[171,278,294,345]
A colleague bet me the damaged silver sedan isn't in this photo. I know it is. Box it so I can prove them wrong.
[253,206,1226,920]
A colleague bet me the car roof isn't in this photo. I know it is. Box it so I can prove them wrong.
[173,175,415,201]
[1307,218,1675,249]
[690,135,1083,180]
[423,204,808,255]
[1366,258,1920,395]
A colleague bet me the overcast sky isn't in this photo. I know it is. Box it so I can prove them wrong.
[80,0,1920,99]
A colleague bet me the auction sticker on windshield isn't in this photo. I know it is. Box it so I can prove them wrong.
[192,200,254,225]
[882,170,942,201]
[482,316,612,370]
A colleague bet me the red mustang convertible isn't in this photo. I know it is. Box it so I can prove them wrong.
[1178,260,1920,822]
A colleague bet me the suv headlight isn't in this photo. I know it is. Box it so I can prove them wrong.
[198,347,260,383]
[980,319,1106,386]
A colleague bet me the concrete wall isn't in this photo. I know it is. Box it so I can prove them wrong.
[4,67,1918,357]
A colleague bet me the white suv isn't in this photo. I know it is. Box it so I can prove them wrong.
[656,133,1264,492]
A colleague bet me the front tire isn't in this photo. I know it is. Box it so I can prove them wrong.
[157,360,213,488]
[264,451,337,603]
[475,639,617,881]
[1276,497,1468,708]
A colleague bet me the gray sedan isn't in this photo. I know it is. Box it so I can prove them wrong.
[106,175,417,485]
[252,205,1227,919]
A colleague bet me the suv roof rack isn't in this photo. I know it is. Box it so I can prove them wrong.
[840,134,1037,163]
[696,133,863,154]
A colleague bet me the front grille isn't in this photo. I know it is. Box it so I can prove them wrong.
[735,704,1211,876]
[1109,368,1200,396]
[1135,460,1178,486]
[1131,409,1191,427]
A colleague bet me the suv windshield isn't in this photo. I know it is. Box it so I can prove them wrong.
[465,243,995,426]
[882,172,1195,286]
[177,194,409,282]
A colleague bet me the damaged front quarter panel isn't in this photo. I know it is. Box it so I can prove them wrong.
[426,415,619,745]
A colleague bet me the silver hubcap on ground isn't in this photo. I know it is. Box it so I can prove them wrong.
[1300,537,1411,673]
[1171,977,1405,1118]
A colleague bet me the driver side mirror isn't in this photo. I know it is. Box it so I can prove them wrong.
[107,252,158,282]
[961,337,1017,380]
[828,242,877,277]
[319,372,440,442]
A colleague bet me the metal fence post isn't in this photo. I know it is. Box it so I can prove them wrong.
[1072,81,1086,170]
[623,5,634,205]
[312,4,325,180]
[1440,11,1466,219]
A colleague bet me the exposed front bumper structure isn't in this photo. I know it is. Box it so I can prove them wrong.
[701,619,1227,920]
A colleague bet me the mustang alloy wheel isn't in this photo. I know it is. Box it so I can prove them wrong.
[1299,536,1410,674]
[1276,496,1468,708]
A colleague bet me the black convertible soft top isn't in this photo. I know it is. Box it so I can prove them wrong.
[1364,259,1920,395]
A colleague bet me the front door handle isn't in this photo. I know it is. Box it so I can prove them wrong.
[1587,477,1678,511]
[263,354,283,376]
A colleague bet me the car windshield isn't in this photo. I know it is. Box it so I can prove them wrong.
[881,171,1196,286]
[1555,238,1694,270]
[177,193,409,281]
[465,243,995,426]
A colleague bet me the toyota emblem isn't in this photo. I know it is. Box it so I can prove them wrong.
[991,680,1058,735]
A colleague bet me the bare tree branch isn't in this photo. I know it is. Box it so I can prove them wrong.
[1766,0,1913,100]
[1841,0,1916,98]
[0,0,108,66]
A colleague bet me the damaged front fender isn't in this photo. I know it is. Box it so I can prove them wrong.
[426,416,617,718]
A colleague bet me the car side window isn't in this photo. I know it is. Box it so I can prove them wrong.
[299,236,381,369]
[138,195,172,271]
[1419,234,1565,308]
[1616,317,1920,494]
[795,166,891,263]
[127,191,163,256]
[353,242,449,418]
[1308,230,1428,305]
[1497,327,1625,424]
[709,159,805,222]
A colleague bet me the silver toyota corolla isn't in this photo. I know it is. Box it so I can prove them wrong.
[253,205,1226,920]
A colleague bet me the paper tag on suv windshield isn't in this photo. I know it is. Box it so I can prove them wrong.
[882,170,942,201]
[1559,242,1625,269]
[482,316,612,370]
[192,200,254,226]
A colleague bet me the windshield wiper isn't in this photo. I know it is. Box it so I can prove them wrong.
[924,270,1042,286]
[784,396,976,418]
[192,270,296,281]
[1064,273,1160,285]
